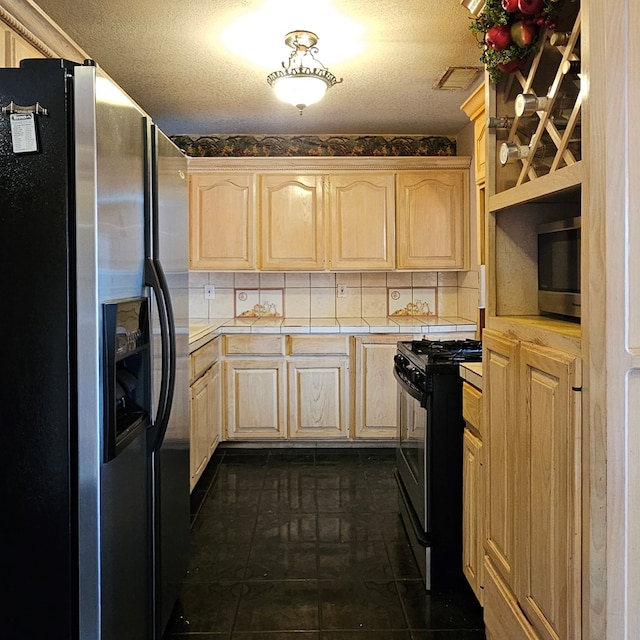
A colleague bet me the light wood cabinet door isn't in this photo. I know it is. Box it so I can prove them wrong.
[207,361,222,456]
[483,330,518,588]
[2,28,45,68]
[329,173,395,270]
[516,343,581,640]
[1,27,10,67]
[484,557,542,640]
[190,368,212,491]
[189,173,255,270]
[353,336,408,439]
[259,174,325,270]
[396,171,468,270]
[225,359,286,439]
[463,427,484,604]
[288,357,349,439]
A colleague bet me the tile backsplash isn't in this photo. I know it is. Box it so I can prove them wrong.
[189,271,480,322]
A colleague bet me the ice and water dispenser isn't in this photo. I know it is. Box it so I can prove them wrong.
[102,298,151,462]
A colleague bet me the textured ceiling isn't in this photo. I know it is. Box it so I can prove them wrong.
[32,0,484,137]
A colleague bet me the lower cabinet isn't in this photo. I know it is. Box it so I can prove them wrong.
[288,357,349,439]
[189,338,222,491]
[462,380,483,604]
[224,334,349,440]
[219,332,478,443]
[482,328,581,640]
[225,358,287,439]
[353,335,411,439]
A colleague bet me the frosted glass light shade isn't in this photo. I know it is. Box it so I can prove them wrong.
[272,75,329,109]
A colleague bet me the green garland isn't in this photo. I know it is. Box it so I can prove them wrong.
[469,0,564,83]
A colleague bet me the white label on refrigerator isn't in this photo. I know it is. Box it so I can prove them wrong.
[10,113,38,153]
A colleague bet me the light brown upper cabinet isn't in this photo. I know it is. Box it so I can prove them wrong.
[1,27,46,68]
[188,157,470,272]
[189,173,256,270]
[259,174,325,270]
[396,171,469,270]
[328,173,396,270]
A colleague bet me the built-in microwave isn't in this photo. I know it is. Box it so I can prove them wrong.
[537,216,581,319]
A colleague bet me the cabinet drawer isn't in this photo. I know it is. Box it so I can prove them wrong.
[190,337,220,382]
[224,334,285,356]
[462,381,483,435]
[288,335,349,356]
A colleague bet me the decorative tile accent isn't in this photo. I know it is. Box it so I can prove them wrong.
[235,289,283,318]
[388,287,437,317]
[170,135,456,157]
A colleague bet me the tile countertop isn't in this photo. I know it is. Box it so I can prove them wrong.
[459,361,483,391]
[189,317,477,353]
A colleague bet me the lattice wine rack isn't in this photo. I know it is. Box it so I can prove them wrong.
[492,2,581,193]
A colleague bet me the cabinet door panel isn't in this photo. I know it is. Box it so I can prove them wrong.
[288,358,349,439]
[190,173,255,269]
[484,557,541,640]
[517,343,581,640]
[225,359,286,439]
[396,171,468,269]
[354,339,399,439]
[483,330,518,586]
[463,428,483,603]
[207,361,221,455]
[259,174,324,270]
[190,371,211,490]
[329,174,395,270]
[2,28,45,68]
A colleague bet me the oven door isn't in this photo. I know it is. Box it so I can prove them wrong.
[394,367,427,530]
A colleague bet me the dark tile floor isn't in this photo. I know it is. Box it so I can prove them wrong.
[164,447,485,640]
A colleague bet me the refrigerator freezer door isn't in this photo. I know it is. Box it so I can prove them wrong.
[150,127,190,637]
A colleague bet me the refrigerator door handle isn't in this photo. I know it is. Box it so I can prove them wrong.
[145,256,175,452]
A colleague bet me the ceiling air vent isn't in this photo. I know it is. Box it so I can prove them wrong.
[434,66,482,91]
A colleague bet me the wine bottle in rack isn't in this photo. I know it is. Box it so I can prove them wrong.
[500,142,533,165]
[515,91,578,126]
[515,93,549,117]
[486,116,511,130]
[562,60,581,76]
[550,31,572,47]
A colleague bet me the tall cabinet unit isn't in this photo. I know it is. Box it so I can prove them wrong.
[482,331,581,640]
[473,1,587,639]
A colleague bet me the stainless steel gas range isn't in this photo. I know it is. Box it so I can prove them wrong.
[393,338,482,590]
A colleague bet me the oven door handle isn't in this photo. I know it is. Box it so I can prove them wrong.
[395,469,432,548]
[393,367,425,404]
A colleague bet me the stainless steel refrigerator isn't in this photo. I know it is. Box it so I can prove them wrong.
[0,58,189,640]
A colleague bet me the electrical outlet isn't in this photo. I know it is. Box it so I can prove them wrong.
[204,284,215,299]
[337,283,347,298]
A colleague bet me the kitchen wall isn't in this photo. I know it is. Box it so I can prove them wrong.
[189,270,479,322]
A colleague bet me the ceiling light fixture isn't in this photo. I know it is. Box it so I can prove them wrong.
[267,30,342,114]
